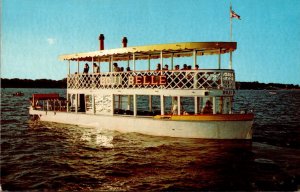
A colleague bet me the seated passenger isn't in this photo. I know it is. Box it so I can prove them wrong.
[195,65,199,70]
[126,67,131,72]
[202,100,213,114]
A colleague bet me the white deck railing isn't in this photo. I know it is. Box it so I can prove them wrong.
[67,69,235,90]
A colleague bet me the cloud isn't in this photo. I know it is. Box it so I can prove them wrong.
[46,38,56,45]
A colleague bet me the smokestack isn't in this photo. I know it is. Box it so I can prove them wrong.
[99,34,105,50]
[122,37,128,48]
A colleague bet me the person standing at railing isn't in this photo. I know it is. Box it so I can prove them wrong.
[181,64,188,70]
[93,63,100,73]
[163,64,169,70]
[93,63,100,88]
[194,65,200,88]
[155,63,161,71]
[113,63,120,72]
[83,63,89,74]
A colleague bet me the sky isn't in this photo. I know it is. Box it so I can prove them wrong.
[1,0,300,84]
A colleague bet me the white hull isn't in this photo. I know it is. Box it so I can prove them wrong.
[30,108,253,139]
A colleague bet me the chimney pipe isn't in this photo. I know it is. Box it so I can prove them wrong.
[122,37,128,48]
[99,34,105,50]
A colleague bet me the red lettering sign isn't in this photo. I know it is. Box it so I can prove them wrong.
[129,75,167,85]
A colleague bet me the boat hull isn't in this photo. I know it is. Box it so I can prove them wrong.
[29,109,253,139]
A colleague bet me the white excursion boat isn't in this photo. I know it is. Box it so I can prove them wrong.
[29,34,254,139]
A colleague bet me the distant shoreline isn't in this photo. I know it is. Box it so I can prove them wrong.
[1,78,299,90]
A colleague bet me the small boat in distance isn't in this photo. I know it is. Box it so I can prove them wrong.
[29,34,254,139]
[13,92,24,96]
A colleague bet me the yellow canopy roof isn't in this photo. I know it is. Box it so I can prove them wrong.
[59,42,237,62]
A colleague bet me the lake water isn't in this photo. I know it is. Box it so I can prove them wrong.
[1,88,300,191]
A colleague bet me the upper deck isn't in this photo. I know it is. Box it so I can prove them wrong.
[67,69,235,90]
[61,40,237,92]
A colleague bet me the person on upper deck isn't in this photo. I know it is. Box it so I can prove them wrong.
[181,64,188,70]
[163,64,169,70]
[156,63,161,71]
[120,67,124,72]
[113,63,119,72]
[93,63,100,73]
[83,63,89,74]
[195,65,199,70]
[126,67,131,72]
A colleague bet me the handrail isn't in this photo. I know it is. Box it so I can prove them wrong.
[67,69,235,90]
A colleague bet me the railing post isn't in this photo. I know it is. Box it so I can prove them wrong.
[133,94,137,116]
[194,96,198,114]
[213,97,216,114]
[177,96,181,115]
[160,95,165,115]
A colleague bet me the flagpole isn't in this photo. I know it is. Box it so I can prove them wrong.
[230,2,232,42]
[229,2,233,69]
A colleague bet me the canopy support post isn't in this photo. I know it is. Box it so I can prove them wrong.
[91,57,94,72]
[160,51,163,67]
[171,53,174,70]
[193,49,197,68]
[218,48,221,69]
[229,52,233,69]
[68,60,70,75]
[133,53,136,71]
[77,59,79,74]
[148,55,151,70]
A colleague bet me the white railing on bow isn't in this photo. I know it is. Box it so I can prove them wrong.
[67,69,235,90]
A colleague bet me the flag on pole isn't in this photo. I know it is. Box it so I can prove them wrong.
[230,9,241,20]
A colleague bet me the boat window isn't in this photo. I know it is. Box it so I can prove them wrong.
[180,97,195,115]
[114,95,133,115]
[135,95,155,116]
[163,96,173,115]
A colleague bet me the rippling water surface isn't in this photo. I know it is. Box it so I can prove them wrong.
[1,88,300,191]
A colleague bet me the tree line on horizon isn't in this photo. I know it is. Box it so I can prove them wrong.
[1,78,299,90]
